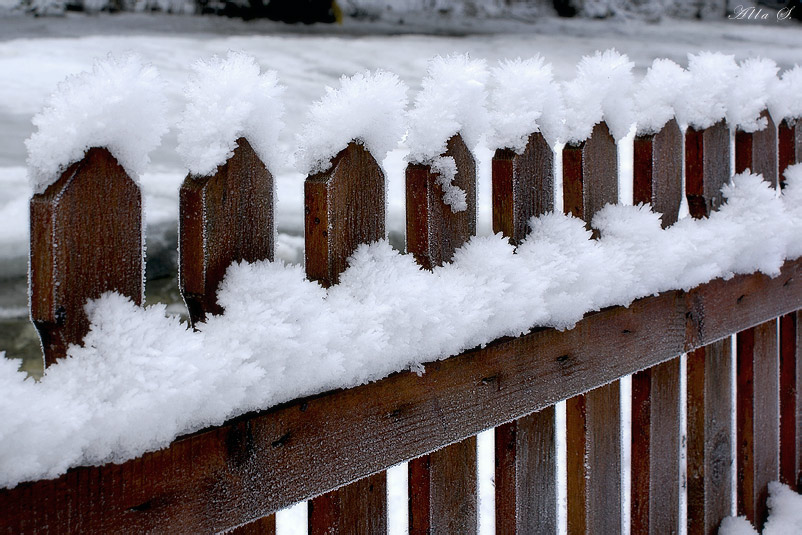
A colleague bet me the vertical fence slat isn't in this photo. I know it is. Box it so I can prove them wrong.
[406,133,478,534]
[685,120,733,535]
[631,118,683,535]
[734,111,780,530]
[779,118,802,489]
[305,141,387,533]
[736,322,779,528]
[179,137,274,326]
[563,121,621,535]
[491,132,555,245]
[30,147,143,367]
[491,130,556,533]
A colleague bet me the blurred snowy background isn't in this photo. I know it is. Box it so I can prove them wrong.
[0,4,800,533]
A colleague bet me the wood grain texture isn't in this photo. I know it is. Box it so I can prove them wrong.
[735,111,778,187]
[491,132,554,244]
[305,142,386,287]
[29,147,143,367]
[227,514,276,535]
[633,119,683,228]
[406,134,476,269]
[305,141,388,533]
[779,312,802,489]
[631,118,683,535]
[406,132,477,534]
[685,121,731,219]
[687,342,733,535]
[5,259,802,534]
[562,121,621,535]
[736,321,779,529]
[778,118,800,187]
[495,408,556,534]
[179,137,274,325]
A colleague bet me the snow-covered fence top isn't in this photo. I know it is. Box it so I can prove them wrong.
[4,50,802,535]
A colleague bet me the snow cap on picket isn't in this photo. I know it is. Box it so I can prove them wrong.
[177,51,285,176]
[770,65,802,123]
[487,56,565,151]
[562,49,635,144]
[406,54,489,164]
[633,59,690,135]
[727,57,779,133]
[26,53,169,194]
[675,51,738,130]
[295,69,408,175]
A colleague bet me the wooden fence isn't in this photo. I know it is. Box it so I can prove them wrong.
[2,111,801,534]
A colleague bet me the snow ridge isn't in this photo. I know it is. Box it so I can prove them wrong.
[771,65,802,124]
[675,51,738,131]
[25,53,168,194]
[177,51,285,177]
[633,58,689,136]
[3,167,802,489]
[295,69,408,175]
[727,57,779,133]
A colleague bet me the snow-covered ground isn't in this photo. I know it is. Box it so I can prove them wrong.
[1,12,801,535]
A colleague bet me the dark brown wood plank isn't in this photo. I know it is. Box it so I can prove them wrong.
[562,121,620,535]
[685,121,731,219]
[4,259,802,534]
[491,132,554,245]
[29,147,143,367]
[406,134,476,269]
[686,342,733,535]
[779,118,801,187]
[780,312,801,490]
[304,142,386,288]
[495,408,556,534]
[179,137,274,326]
[492,128,557,534]
[631,118,683,535]
[305,141,388,532]
[227,514,276,535]
[736,321,779,528]
[633,118,683,228]
[735,111,778,186]
[406,132,477,534]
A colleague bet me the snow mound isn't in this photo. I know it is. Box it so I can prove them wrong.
[25,54,168,194]
[406,54,489,164]
[633,58,689,136]
[177,51,285,177]
[727,57,779,133]
[771,65,802,123]
[562,49,634,144]
[487,56,564,151]
[295,69,408,175]
[675,51,738,130]
[3,169,802,489]
[719,482,802,534]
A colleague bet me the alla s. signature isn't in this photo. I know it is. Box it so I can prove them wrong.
[729,4,796,20]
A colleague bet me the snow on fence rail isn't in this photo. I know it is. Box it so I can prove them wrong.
[2,51,802,534]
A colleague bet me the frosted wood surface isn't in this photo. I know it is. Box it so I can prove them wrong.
[735,111,778,187]
[780,313,802,489]
[633,118,683,228]
[685,121,731,219]
[179,137,274,325]
[29,147,143,367]
[779,119,801,187]
[491,132,554,244]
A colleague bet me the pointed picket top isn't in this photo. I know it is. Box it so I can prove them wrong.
[30,147,143,367]
[179,137,275,326]
[492,132,554,245]
[406,133,476,270]
[633,118,683,228]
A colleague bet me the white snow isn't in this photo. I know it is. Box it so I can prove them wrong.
[674,51,738,131]
[562,49,634,144]
[176,51,285,176]
[633,58,689,136]
[487,56,565,150]
[771,65,802,124]
[294,69,408,175]
[25,53,169,193]
[405,54,489,164]
[727,57,779,133]
[430,155,468,212]
[1,169,802,488]
[719,482,802,534]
